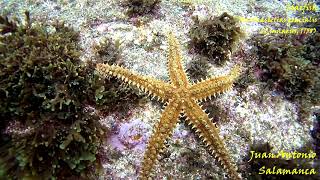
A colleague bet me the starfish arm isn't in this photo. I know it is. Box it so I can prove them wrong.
[189,65,240,101]
[96,63,174,101]
[183,99,241,180]
[139,100,181,179]
[167,32,189,87]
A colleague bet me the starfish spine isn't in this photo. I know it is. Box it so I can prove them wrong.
[97,64,174,101]
[184,99,241,180]
[140,100,181,179]
[96,32,241,180]
[167,32,189,88]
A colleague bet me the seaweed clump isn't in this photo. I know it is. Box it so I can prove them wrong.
[254,33,320,121]
[0,12,103,179]
[189,12,244,65]
[92,37,122,65]
[0,12,109,179]
[123,0,161,16]
[186,57,210,81]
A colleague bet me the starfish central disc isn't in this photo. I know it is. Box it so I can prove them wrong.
[96,32,241,180]
[174,87,191,103]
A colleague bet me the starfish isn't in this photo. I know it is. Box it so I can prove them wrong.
[96,32,241,180]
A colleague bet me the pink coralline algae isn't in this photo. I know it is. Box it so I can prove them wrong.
[108,119,151,151]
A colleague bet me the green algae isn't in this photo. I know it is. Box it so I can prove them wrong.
[189,12,244,65]
[0,11,141,179]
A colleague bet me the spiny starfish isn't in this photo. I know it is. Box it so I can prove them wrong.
[96,32,241,179]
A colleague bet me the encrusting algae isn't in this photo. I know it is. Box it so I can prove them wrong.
[96,32,241,179]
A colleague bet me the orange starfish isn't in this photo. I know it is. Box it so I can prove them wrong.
[97,32,241,179]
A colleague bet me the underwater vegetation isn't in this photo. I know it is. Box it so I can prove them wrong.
[189,12,244,65]
[0,12,141,179]
[92,37,122,65]
[123,0,162,16]
[0,11,104,179]
[253,32,320,122]
[186,56,210,81]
